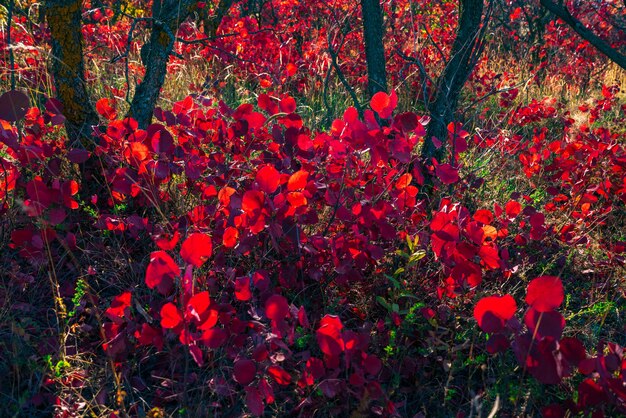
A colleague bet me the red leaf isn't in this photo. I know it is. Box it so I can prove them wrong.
[134,323,163,350]
[233,359,256,385]
[223,227,239,248]
[145,251,179,295]
[435,163,459,185]
[0,90,29,122]
[259,378,275,404]
[578,378,608,408]
[189,344,204,366]
[154,231,180,251]
[218,187,236,207]
[160,302,183,329]
[198,309,219,330]
[267,365,291,385]
[96,98,117,120]
[524,308,565,340]
[242,190,265,213]
[505,200,522,218]
[364,355,382,376]
[245,387,264,416]
[105,292,131,322]
[525,276,563,312]
[180,233,212,267]
[393,112,419,134]
[287,170,309,191]
[297,134,313,151]
[67,149,91,164]
[473,209,493,225]
[128,141,150,163]
[279,95,297,113]
[486,333,511,354]
[529,212,546,240]
[474,295,517,333]
[395,173,412,190]
[478,244,500,269]
[513,334,562,384]
[149,126,174,154]
[201,328,227,348]
[297,306,310,328]
[285,63,297,76]
[316,315,345,358]
[243,111,266,130]
[265,294,289,320]
[559,337,587,367]
[0,163,20,200]
[172,95,193,115]
[258,94,278,115]
[234,276,252,301]
[287,191,307,207]
[187,291,211,322]
[451,260,482,287]
[256,165,280,194]
[370,91,397,119]
[306,357,326,380]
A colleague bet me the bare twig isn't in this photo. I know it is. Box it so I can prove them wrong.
[327,27,363,116]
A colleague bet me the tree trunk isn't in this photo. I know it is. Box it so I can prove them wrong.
[45,0,99,147]
[128,0,196,128]
[361,0,388,98]
[201,0,234,38]
[421,0,485,162]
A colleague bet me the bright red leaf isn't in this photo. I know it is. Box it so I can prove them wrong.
[223,227,239,248]
[187,291,211,322]
[234,276,252,301]
[145,251,179,295]
[370,91,398,119]
[287,170,308,191]
[180,233,212,267]
[316,315,345,358]
[96,98,117,120]
[505,200,522,218]
[105,292,131,322]
[279,95,297,113]
[160,302,183,329]
[474,294,517,333]
[267,365,291,385]
[256,165,280,194]
[242,190,265,213]
[525,276,564,312]
[265,294,289,320]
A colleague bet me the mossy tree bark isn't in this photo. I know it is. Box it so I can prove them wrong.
[45,0,214,135]
[45,0,99,147]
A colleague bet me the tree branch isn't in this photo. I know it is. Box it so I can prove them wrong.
[540,0,626,71]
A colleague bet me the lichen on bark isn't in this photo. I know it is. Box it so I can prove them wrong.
[45,0,99,147]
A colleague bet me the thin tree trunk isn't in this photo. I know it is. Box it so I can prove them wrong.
[201,0,234,38]
[421,0,485,162]
[128,0,196,128]
[361,0,388,98]
[45,0,99,147]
